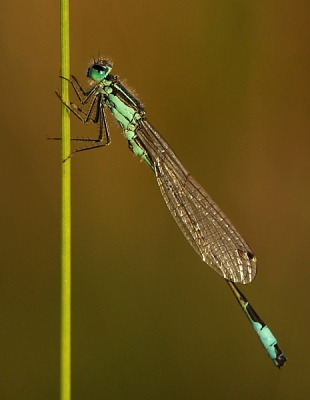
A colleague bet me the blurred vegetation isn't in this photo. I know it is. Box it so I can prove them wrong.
[1,1,310,399]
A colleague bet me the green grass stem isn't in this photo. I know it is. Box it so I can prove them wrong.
[60,0,71,399]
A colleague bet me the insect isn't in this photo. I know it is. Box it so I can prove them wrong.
[55,58,287,367]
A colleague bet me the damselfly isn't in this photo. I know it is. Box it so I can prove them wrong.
[55,58,287,368]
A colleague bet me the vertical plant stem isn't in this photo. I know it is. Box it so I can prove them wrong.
[60,0,71,399]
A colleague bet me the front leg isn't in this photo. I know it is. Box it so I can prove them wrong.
[60,75,97,105]
[55,90,98,124]
[50,93,111,157]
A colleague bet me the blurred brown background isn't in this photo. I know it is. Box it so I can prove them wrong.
[1,1,310,399]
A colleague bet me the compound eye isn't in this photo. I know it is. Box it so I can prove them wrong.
[94,65,106,74]
[87,64,108,82]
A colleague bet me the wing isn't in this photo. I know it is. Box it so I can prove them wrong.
[137,118,257,284]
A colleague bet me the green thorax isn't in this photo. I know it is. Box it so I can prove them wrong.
[88,60,152,167]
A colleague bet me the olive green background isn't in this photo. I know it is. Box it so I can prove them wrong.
[1,1,310,399]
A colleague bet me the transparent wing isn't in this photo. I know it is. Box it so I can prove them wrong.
[137,118,257,284]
